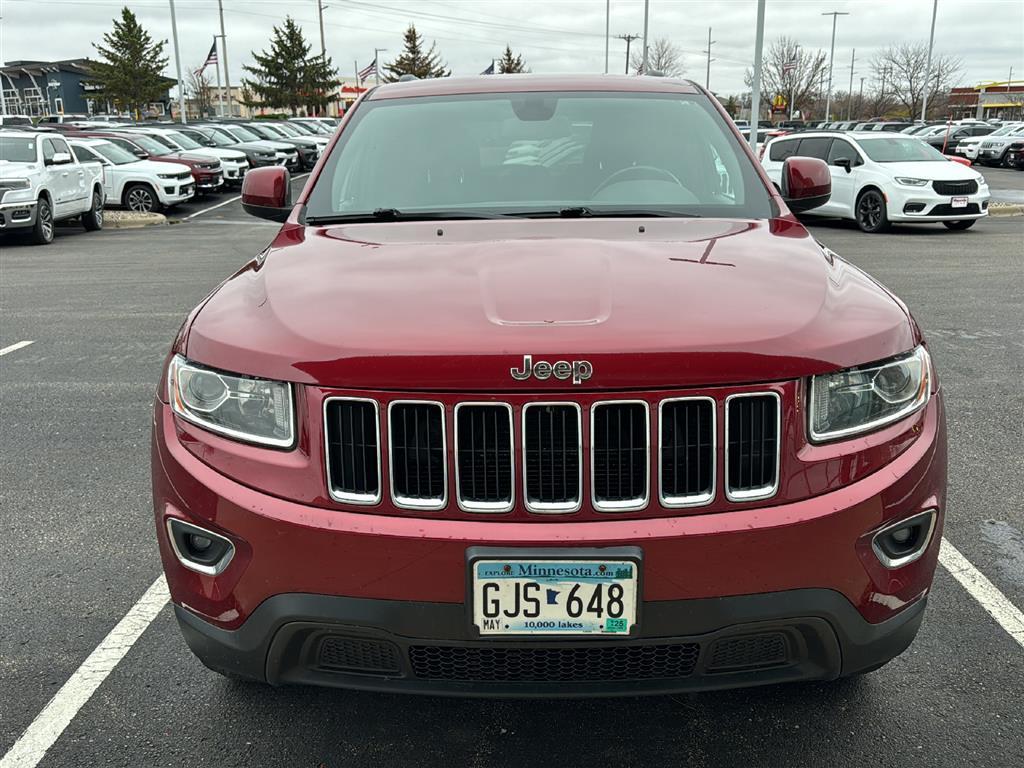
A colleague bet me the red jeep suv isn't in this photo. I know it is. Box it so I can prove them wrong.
[153,75,946,696]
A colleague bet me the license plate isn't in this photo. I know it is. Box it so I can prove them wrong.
[472,556,639,636]
[951,196,968,208]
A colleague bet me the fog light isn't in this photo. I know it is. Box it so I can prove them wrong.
[871,510,937,569]
[166,518,235,576]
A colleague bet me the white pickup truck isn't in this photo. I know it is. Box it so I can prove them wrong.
[0,129,105,244]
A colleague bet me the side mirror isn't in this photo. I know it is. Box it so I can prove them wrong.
[833,157,852,173]
[241,166,292,222]
[47,151,73,166]
[781,156,831,213]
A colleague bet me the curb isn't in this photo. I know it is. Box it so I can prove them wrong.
[988,204,1024,217]
[104,211,167,229]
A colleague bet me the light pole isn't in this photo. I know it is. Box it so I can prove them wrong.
[846,48,856,120]
[789,44,800,121]
[822,11,849,122]
[168,0,187,122]
[749,0,766,154]
[604,0,610,74]
[920,0,938,121]
[317,0,326,58]
[217,1,232,118]
[641,0,650,72]
[704,27,715,89]
[373,48,387,85]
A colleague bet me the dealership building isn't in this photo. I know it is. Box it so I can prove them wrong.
[0,58,174,117]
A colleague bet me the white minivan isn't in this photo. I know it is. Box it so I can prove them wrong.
[761,131,990,232]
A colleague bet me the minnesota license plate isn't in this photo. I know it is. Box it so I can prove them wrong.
[951,195,968,208]
[472,556,639,636]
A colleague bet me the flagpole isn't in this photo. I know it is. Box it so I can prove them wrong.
[374,48,386,86]
[214,43,223,118]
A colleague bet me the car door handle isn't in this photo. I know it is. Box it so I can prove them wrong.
[61,171,70,177]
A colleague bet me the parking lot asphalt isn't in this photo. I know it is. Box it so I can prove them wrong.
[983,166,1024,204]
[1,186,1022,767]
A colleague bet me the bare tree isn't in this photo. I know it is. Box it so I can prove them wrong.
[744,36,828,119]
[871,43,963,119]
[630,38,685,77]
[186,65,214,118]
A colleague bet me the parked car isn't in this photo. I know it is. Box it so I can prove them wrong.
[201,123,302,171]
[975,125,1024,166]
[956,122,1023,163]
[922,124,994,154]
[289,117,336,135]
[1004,139,1024,170]
[68,137,194,212]
[240,121,322,169]
[36,113,89,125]
[174,124,285,169]
[0,114,34,127]
[77,130,225,200]
[0,129,104,244]
[866,122,914,132]
[154,74,947,697]
[124,126,249,185]
[762,131,989,232]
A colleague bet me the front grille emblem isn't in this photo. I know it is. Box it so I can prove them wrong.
[510,354,593,385]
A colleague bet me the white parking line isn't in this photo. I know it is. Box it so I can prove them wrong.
[2,538,1021,767]
[940,537,1024,649]
[0,577,169,768]
[0,340,35,356]
[181,173,310,220]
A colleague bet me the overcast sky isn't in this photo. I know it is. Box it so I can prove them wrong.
[1,0,1021,95]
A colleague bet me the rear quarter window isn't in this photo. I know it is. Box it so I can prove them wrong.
[768,139,798,162]
[795,137,833,160]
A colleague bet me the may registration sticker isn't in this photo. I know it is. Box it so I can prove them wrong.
[472,558,639,636]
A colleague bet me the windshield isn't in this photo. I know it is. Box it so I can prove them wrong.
[860,137,948,162]
[200,129,234,146]
[252,124,285,138]
[271,122,301,136]
[126,134,171,156]
[0,136,37,161]
[93,142,138,165]
[167,131,203,150]
[227,125,263,142]
[305,91,774,220]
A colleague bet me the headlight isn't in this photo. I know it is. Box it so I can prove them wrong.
[157,173,181,179]
[0,178,32,190]
[976,174,987,186]
[894,177,928,186]
[168,355,294,448]
[809,346,931,442]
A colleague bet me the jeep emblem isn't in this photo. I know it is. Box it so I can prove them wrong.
[510,355,593,385]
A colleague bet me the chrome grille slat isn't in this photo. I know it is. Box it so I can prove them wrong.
[388,401,446,510]
[591,401,649,512]
[324,397,381,504]
[659,397,716,507]
[455,403,514,512]
[725,392,780,502]
[523,403,582,513]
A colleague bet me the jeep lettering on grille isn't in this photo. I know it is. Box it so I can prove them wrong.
[510,355,593,385]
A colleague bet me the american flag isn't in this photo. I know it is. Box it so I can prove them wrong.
[358,59,377,83]
[195,40,218,76]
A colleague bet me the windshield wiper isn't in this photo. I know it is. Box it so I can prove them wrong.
[506,207,701,219]
[306,208,508,224]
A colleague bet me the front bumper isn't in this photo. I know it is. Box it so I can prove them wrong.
[194,172,224,192]
[175,588,927,696]
[886,185,990,222]
[153,387,946,693]
[222,163,248,183]
[0,200,38,230]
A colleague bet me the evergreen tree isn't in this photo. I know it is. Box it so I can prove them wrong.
[497,45,526,74]
[89,7,169,117]
[242,17,340,115]
[382,25,450,81]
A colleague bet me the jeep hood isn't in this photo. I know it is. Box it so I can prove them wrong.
[185,218,918,390]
